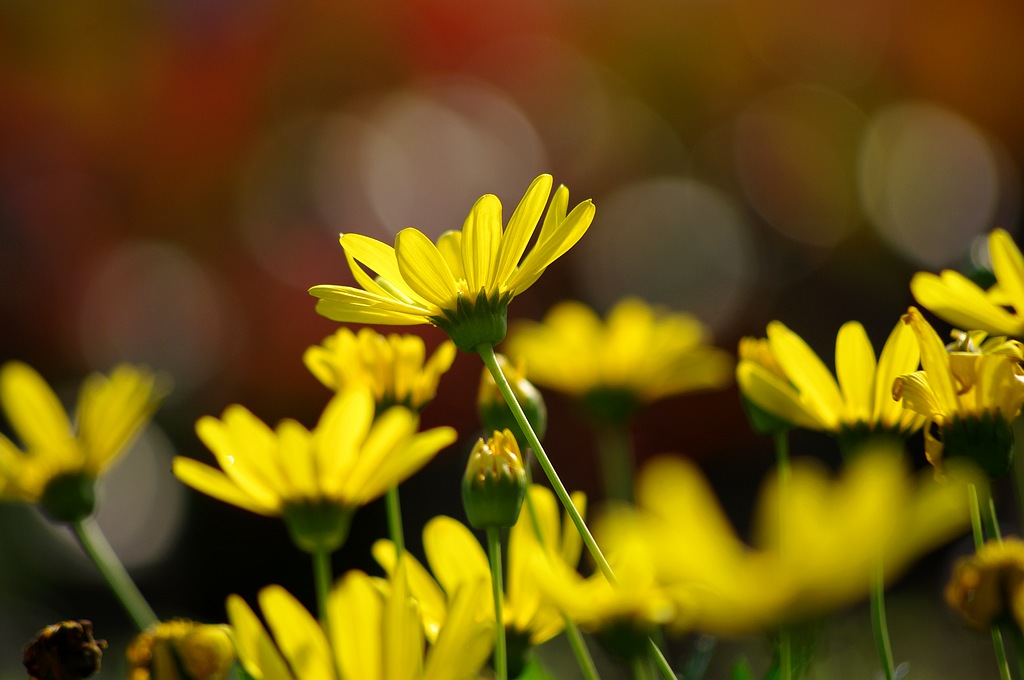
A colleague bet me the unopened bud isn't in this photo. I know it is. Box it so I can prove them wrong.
[462,429,527,529]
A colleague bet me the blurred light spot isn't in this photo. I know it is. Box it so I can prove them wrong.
[237,116,349,288]
[734,85,866,248]
[734,0,889,88]
[577,177,756,333]
[78,241,232,397]
[313,76,546,243]
[858,102,1011,266]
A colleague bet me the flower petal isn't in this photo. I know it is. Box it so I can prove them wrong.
[766,322,843,429]
[330,571,384,680]
[506,195,595,294]
[341,233,424,303]
[423,516,492,614]
[0,362,75,456]
[871,320,921,428]
[493,174,553,285]
[902,307,962,417]
[990,229,1024,315]
[226,594,295,680]
[835,322,875,425]
[395,228,460,308]
[736,362,821,431]
[371,540,448,643]
[259,586,334,680]
[172,457,278,516]
[891,371,943,420]
[911,270,1022,337]
[310,285,432,325]
[462,193,502,295]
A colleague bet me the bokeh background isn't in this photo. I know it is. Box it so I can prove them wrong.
[2,0,1023,677]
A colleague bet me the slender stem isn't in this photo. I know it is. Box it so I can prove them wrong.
[386,485,405,559]
[773,432,793,680]
[71,517,157,631]
[968,483,1013,680]
[596,423,634,503]
[486,527,508,680]
[312,547,333,635]
[477,344,617,585]
[563,616,601,680]
[870,563,896,680]
[647,637,676,680]
[631,655,655,680]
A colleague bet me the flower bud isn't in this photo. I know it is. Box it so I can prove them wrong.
[478,354,547,444]
[462,429,527,529]
[945,538,1024,630]
[24,620,105,680]
[126,620,235,680]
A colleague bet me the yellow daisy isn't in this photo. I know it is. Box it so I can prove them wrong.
[911,228,1024,337]
[736,319,924,442]
[172,387,456,552]
[0,361,166,521]
[505,298,733,423]
[893,306,1024,477]
[309,174,596,351]
[374,485,586,659]
[303,327,456,413]
[227,565,493,680]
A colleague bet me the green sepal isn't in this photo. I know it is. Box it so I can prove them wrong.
[39,473,97,524]
[281,501,353,553]
[430,290,511,352]
[580,387,640,427]
[739,395,793,437]
[943,412,1015,480]
[462,468,526,530]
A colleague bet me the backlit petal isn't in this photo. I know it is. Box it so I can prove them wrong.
[506,198,595,294]
[0,362,74,455]
[766,322,843,429]
[462,194,502,294]
[493,174,553,285]
[911,271,1022,337]
[172,458,278,516]
[395,228,460,308]
[835,322,875,424]
[260,586,334,680]
[989,229,1024,315]
[903,307,962,417]
[872,320,921,428]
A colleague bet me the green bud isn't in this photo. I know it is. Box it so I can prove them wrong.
[941,412,1015,480]
[478,353,547,444]
[462,430,527,529]
[430,290,510,352]
[281,501,353,553]
[39,473,97,524]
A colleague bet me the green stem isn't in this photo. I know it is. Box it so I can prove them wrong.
[71,517,157,632]
[870,563,896,680]
[647,637,676,680]
[477,344,617,586]
[386,485,405,559]
[969,483,1013,680]
[487,527,508,680]
[596,423,634,503]
[773,432,793,680]
[313,547,333,636]
[631,655,655,680]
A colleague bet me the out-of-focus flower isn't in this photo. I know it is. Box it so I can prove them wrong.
[0,362,166,522]
[893,307,1024,477]
[310,174,595,351]
[599,445,976,636]
[506,298,733,424]
[461,429,527,530]
[227,565,492,680]
[912,229,1024,337]
[126,620,233,680]
[477,353,547,445]
[736,319,923,442]
[945,538,1024,631]
[172,387,456,552]
[373,485,586,675]
[303,328,456,413]
[23,620,106,680]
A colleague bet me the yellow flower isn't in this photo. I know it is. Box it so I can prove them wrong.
[303,327,456,413]
[893,307,1024,476]
[505,298,733,423]
[172,387,456,552]
[911,228,1024,337]
[736,319,924,441]
[309,174,596,351]
[945,538,1024,631]
[611,446,975,636]
[126,619,234,680]
[0,361,166,520]
[374,485,586,653]
[227,566,493,680]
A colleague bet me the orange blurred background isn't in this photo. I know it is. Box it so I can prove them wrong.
[2,0,1022,676]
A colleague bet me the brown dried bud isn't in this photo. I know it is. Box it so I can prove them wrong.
[23,620,106,680]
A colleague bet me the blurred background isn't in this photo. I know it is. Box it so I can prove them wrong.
[1,0,1022,676]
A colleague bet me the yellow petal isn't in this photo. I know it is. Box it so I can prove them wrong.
[314,388,374,497]
[461,193,502,294]
[0,362,75,456]
[172,457,278,516]
[353,425,455,503]
[76,364,162,473]
[736,361,821,431]
[493,174,553,285]
[835,321,876,425]
[384,563,425,680]
[259,585,334,680]
[891,371,943,420]
[275,420,317,500]
[903,307,962,417]
[436,231,466,282]
[341,233,423,303]
[196,407,286,504]
[423,516,492,613]
[990,229,1024,315]
[911,270,1022,337]
[395,228,460,308]
[310,286,431,324]
[871,320,921,428]
[423,576,494,680]
[506,197,595,294]
[330,571,383,680]
[226,594,294,680]
[371,540,448,643]
[767,322,843,430]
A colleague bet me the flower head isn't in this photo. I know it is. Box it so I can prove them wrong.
[227,565,493,680]
[893,307,1024,476]
[309,174,595,351]
[0,362,166,521]
[945,538,1024,631]
[461,429,527,529]
[172,387,456,552]
[911,228,1024,337]
[506,298,733,424]
[303,328,456,413]
[737,319,924,443]
[126,620,234,680]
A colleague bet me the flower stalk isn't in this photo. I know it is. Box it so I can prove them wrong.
[487,527,508,680]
